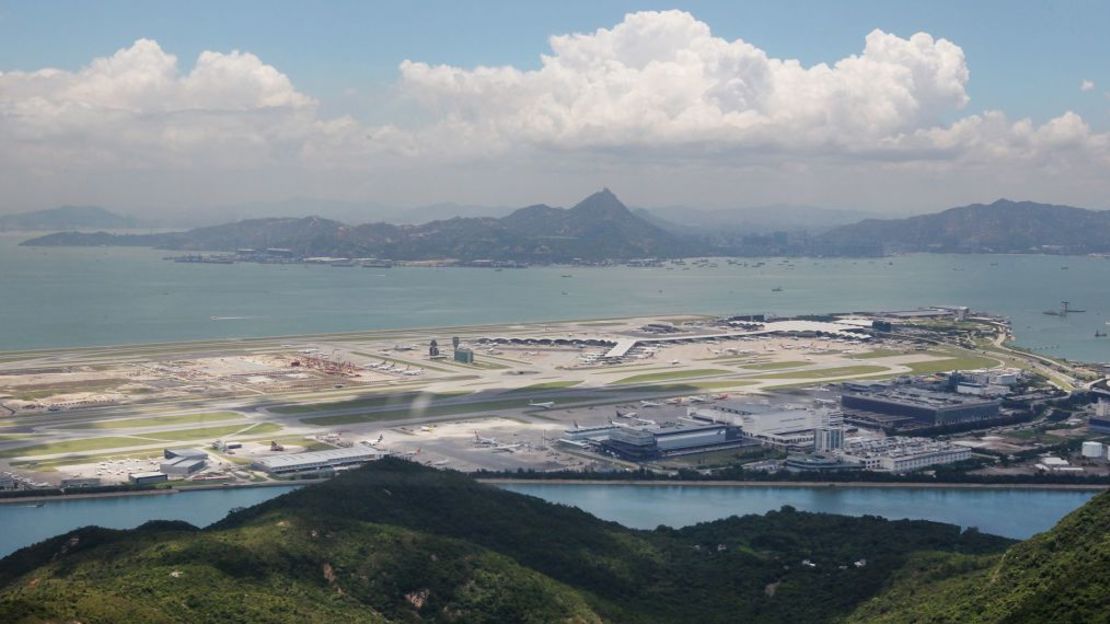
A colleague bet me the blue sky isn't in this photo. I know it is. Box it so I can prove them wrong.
[3,1,1106,126]
[1,2,1109,214]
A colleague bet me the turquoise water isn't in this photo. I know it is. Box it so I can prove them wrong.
[499,483,1097,540]
[4,235,1110,361]
[0,486,299,558]
[0,483,1092,557]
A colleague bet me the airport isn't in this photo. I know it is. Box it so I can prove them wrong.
[0,309,1107,491]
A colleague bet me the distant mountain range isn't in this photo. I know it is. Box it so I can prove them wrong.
[0,206,139,231]
[19,197,1110,259]
[818,199,1110,254]
[194,198,518,227]
[637,204,874,235]
[23,190,693,261]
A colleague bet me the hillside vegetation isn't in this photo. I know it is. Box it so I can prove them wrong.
[847,487,1110,623]
[0,459,1015,623]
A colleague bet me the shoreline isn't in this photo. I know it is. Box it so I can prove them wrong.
[0,479,316,505]
[482,478,1110,491]
[3,477,1104,506]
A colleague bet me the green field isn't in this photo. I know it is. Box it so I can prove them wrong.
[752,365,888,380]
[504,380,582,393]
[623,380,758,393]
[70,411,243,430]
[148,422,282,442]
[740,360,809,370]
[271,391,470,414]
[904,355,1001,374]
[240,423,283,436]
[851,348,912,359]
[10,449,165,470]
[302,397,543,426]
[611,369,730,386]
[0,436,155,458]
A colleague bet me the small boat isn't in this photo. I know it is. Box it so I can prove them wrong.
[1097,331,1107,338]
[771,287,783,292]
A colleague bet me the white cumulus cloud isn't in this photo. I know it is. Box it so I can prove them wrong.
[391,10,1110,174]
[0,39,332,171]
[1,11,1109,213]
[398,11,974,154]
[1081,79,1095,92]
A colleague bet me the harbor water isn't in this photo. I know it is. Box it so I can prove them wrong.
[497,483,1096,540]
[4,235,1110,362]
[0,486,300,558]
[0,483,1095,557]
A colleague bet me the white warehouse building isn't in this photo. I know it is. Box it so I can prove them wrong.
[840,437,972,473]
[252,447,385,476]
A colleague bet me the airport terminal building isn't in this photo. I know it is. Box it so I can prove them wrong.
[841,386,999,429]
[601,421,746,460]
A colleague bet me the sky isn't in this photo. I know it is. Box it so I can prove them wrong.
[2,0,1109,218]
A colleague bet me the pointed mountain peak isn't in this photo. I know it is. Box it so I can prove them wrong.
[571,188,630,216]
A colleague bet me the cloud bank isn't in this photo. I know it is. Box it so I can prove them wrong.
[1,10,1107,212]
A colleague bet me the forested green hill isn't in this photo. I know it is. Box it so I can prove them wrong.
[0,459,1072,624]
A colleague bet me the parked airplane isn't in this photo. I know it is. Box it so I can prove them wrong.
[639,400,662,408]
[614,409,638,419]
[474,432,498,446]
[490,443,522,453]
[528,401,555,409]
